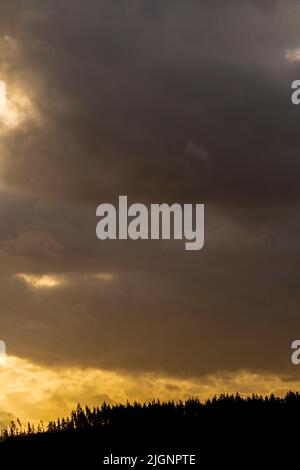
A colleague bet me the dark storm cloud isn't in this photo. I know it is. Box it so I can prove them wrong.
[2,0,300,204]
[0,0,299,378]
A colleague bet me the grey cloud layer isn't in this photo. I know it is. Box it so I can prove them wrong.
[0,0,299,378]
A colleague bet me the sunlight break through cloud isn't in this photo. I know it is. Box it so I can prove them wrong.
[16,273,67,289]
[285,47,300,62]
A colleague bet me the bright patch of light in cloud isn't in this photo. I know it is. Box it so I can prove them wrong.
[94,273,113,282]
[16,273,66,288]
[285,48,300,62]
[0,341,6,366]
[0,81,6,106]
[0,81,36,131]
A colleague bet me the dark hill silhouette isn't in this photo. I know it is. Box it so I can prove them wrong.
[0,392,299,467]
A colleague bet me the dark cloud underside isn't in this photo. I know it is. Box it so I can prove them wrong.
[0,0,299,379]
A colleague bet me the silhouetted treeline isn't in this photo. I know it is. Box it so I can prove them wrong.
[1,392,300,466]
[2,391,300,438]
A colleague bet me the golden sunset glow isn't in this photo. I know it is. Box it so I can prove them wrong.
[0,355,298,427]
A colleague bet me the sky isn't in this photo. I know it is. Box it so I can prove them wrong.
[0,0,300,424]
